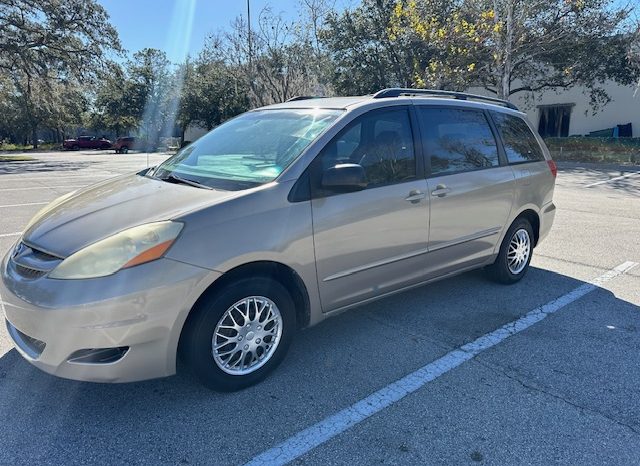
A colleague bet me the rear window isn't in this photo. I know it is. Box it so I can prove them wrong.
[417,107,499,175]
[492,112,545,164]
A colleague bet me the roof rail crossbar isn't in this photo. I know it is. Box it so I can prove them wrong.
[372,88,518,111]
[285,95,327,102]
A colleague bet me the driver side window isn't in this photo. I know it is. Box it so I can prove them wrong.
[315,108,416,190]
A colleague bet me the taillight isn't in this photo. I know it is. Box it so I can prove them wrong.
[547,159,557,178]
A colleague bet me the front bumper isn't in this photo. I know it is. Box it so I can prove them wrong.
[1,252,219,383]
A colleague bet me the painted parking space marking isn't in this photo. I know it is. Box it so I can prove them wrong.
[0,185,85,192]
[585,172,640,187]
[0,232,21,238]
[244,261,638,466]
[0,175,108,182]
[0,202,48,208]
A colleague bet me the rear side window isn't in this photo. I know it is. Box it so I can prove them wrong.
[417,107,499,176]
[315,108,416,188]
[492,112,544,163]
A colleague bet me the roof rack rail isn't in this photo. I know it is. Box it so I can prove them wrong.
[285,95,327,102]
[372,88,518,111]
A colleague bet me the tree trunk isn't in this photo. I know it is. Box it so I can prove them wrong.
[31,125,38,149]
[499,1,514,100]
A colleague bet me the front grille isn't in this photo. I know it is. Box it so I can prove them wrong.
[10,241,62,280]
[28,246,60,262]
[14,264,47,280]
[6,320,46,359]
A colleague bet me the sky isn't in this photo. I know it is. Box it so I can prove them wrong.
[99,0,357,63]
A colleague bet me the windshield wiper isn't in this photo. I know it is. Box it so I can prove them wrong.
[161,173,213,190]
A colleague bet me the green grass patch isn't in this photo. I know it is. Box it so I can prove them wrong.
[0,155,35,161]
[544,137,640,164]
[0,142,61,151]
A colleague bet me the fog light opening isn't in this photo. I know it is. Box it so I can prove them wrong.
[67,347,129,364]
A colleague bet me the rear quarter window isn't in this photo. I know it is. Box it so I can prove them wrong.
[492,112,545,164]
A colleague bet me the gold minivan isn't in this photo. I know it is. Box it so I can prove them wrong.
[1,89,556,391]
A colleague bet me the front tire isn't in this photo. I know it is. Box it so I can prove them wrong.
[487,218,534,284]
[181,277,296,391]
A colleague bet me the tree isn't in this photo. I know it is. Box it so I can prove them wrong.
[321,0,416,94]
[389,0,639,107]
[177,36,249,134]
[90,63,139,137]
[127,48,175,149]
[0,0,121,147]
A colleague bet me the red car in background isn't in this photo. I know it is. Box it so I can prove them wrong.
[113,136,137,154]
[63,136,112,150]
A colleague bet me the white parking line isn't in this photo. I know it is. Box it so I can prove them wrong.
[585,172,640,187]
[0,202,48,208]
[244,261,638,466]
[0,176,107,182]
[0,232,21,238]
[0,185,84,192]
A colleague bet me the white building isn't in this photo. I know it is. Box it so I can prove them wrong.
[471,81,640,138]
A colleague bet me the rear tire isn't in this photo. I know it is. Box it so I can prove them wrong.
[122,146,129,154]
[180,277,296,391]
[487,218,534,284]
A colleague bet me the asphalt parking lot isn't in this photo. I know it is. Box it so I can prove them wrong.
[0,150,639,465]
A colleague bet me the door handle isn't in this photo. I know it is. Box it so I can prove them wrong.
[431,184,451,197]
[405,190,426,203]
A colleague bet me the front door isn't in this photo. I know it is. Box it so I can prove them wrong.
[310,107,430,311]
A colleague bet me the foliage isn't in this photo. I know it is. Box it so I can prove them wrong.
[387,0,639,105]
[544,137,640,164]
[321,0,415,94]
[1,0,639,147]
[0,0,121,147]
[91,63,139,136]
[177,43,248,132]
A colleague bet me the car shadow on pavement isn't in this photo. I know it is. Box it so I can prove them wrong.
[0,159,93,174]
[0,266,638,465]
[557,164,640,196]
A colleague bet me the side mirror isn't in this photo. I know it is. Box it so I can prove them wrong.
[321,163,367,191]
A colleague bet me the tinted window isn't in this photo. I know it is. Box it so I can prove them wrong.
[492,112,544,163]
[418,108,499,175]
[315,108,415,189]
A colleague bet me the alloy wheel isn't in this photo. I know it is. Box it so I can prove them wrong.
[212,296,283,375]
[507,228,531,274]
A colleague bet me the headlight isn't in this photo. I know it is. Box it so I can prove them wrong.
[49,221,183,279]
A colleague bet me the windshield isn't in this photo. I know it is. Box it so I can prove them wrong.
[151,109,342,190]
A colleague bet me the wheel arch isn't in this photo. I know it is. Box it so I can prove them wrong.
[513,208,540,247]
[179,261,311,346]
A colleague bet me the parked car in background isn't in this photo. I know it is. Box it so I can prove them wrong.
[1,88,556,391]
[114,136,137,154]
[63,136,112,150]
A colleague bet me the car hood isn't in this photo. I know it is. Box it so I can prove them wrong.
[22,174,234,257]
